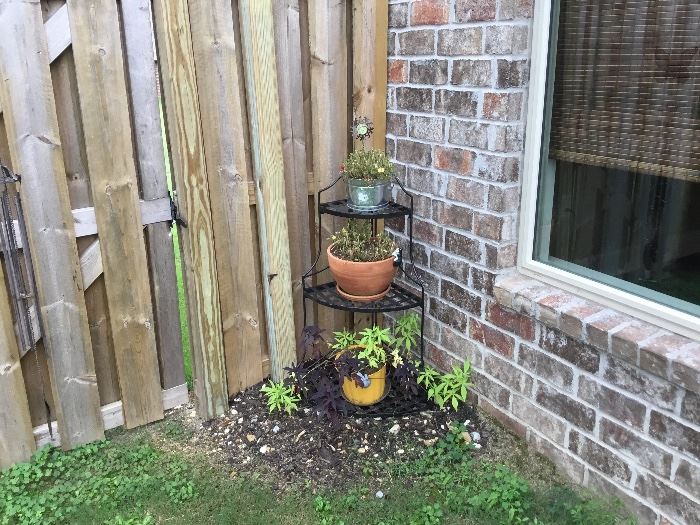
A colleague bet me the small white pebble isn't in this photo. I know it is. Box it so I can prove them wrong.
[237,417,243,424]
[464,419,471,427]
[474,443,482,449]
[471,431,481,442]
[397,449,405,454]
[375,490,384,499]
[388,424,401,435]
[259,445,270,454]
[272,425,280,434]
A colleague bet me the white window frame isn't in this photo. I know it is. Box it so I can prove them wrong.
[518,0,700,340]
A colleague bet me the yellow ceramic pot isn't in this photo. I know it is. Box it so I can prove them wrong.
[340,364,387,406]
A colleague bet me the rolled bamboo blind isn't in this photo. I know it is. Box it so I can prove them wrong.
[549,0,700,182]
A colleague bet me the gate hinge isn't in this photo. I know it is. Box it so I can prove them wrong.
[169,190,188,228]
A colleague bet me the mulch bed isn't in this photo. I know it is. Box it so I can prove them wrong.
[202,382,487,490]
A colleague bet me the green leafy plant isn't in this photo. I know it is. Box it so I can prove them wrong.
[467,465,533,523]
[342,149,393,182]
[394,312,420,353]
[260,380,301,415]
[418,361,472,410]
[434,360,472,410]
[331,328,358,351]
[330,219,396,262]
[0,441,196,525]
[356,325,394,370]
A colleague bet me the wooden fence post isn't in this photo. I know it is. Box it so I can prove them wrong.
[238,0,297,381]
[272,0,313,345]
[352,0,389,151]
[308,0,351,334]
[66,0,164,429]
[188,0,265,394]
[120,0,185,391]
[0,0,104,449]
[0,262,35,468]
[152,0,229,417]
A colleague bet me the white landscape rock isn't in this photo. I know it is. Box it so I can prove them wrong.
[259,445,270,454]
[388,424,401,435]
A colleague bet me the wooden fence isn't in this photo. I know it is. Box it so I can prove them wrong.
[0,0,387,470]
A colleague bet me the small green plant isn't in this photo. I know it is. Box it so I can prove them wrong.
[394,312,420,352]
[418,361,473,410]
[330,219,396,262]
[342,149,393,182]
[260,379,301,415]
[331,328,358,350]
[356,325,394,369]
[467,464,533,523]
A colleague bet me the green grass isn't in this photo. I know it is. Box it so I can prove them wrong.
[0,421,636,525]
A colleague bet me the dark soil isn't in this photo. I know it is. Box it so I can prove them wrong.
[202,382,487,490]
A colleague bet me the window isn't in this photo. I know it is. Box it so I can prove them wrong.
[521,0,700,336]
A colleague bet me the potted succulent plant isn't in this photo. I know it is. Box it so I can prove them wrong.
[341,149,394,210]
[328,219,397,302]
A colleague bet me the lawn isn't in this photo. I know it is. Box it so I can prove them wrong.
[0,407,636,525]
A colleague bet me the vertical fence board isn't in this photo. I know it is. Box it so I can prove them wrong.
[0,0,104,449]
[239,0,297,381]
[153,0,228,417]
[188,0,265,394]
[121,0,185,391]
[66,0,164,428]
[272,0,312,347]
[0,263,35,469]
[48,44,122,408]
[308,0,350,334]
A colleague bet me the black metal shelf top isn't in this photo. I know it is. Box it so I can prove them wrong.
[318,199,411,219]
[303,281,423,313]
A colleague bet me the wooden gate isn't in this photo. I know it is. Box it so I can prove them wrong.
[0,0,387,469]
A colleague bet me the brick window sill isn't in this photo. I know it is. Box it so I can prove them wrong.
[494,272,700,396]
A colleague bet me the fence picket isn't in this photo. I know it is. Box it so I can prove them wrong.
[188,0,266,394]
[121,0,185,391]
[152,0,229,418]
[239,0,297,381]
[66,0,164,428]
[0,262,35,469]
[0,0,104,449]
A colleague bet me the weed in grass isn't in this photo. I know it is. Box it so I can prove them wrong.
[0,441,195,525]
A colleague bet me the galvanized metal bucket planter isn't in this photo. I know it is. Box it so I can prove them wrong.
[346,179,392,211]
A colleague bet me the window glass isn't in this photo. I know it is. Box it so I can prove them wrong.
[534,0,700,316]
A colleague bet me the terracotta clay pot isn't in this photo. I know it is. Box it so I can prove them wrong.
[327,243,397,302]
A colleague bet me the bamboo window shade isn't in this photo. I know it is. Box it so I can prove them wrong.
[549,0,700,182]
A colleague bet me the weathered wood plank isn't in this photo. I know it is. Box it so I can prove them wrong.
[66,0,164,428]
[153,0,228,418]
[308,0,350,334]
[272,0,312,348]
[239,0,297,381]
[121,0,185,391]
[352,0,388,151]
[189,0,265,394]
[0,262,35,469]
[0,0,104,449]
[33,384,189,449]
[45,3,70,64]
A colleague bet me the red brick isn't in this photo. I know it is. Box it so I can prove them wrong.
[569,431,632,484]
[441,280,482,315]
[410,0,449,25]
[479,396,527,438]
[585,310,633,351]
[388,59,408,83]
[455,0,497,22]
[469,318,515,358]
[485,243,516,270]
[483,92,523,121]
[473,212,506,241]
[610,322,661,363]
[535,383,596,431]
[434,146,475,174]
[413,217,442,246]
[446,177,486,207]
[486,302,535,341]
[559,302,605,340]
[432,200,473,231]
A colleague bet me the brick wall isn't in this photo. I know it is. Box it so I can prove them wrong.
[384,1,700,524]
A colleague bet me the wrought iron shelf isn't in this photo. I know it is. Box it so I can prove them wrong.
[303,281,422,313]
[319,199,411,219]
